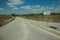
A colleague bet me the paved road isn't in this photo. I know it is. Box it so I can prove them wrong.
[25,19,60,31]
[0,17,60,40]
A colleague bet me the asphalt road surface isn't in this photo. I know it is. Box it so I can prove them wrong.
[0,17,60,40]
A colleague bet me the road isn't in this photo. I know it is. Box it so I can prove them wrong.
[0,17,60,40]
[25,19,60,31]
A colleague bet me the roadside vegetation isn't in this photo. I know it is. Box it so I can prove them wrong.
[20,13,60,23]
[0,15,15,27]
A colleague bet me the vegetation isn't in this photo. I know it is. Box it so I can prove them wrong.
[20,13,60,23]
[0,15,15,27]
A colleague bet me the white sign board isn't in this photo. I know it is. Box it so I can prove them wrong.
[44,11,50,15]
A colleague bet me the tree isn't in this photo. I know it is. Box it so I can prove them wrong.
[11,14,15,16]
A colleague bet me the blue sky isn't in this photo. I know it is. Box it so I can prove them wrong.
[0,0,60,14]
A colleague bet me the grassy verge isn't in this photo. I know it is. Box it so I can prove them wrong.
[0,15,15,27]
[21,14,60,23]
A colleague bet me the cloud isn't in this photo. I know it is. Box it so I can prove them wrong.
[21,5,41,10]
[32,5,40,8]
[53,8,60,13]
[32,9,37,11]
[41,6,55,11]
[55,7,60,10]
[0,8,4,10]
[36,5,40,7]
[7,3,16,7]
[13,7,18,10]
[21,6,24,9]
[21,5,58,13]
[50,4,55,6]
[21,5,32,10]
[7,0,24,5]
[54,5,60,11]
[7,0,25,9]
[32,6,56,13]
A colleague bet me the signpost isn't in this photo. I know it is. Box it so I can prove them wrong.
[44,11,50,15]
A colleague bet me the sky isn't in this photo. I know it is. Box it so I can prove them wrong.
[0,0,60,14]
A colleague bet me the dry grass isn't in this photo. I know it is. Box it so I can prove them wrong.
[0,15,15,27]
[21,14,60,23]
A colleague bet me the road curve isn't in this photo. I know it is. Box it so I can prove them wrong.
[0,17,60,40]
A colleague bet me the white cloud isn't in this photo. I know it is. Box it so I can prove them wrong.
[41,6,55,11]
[53,8,60,13]
[40,7,45,10]
[32,6,56,13]
[54,5,60,11]
[21,5,41,10]
[8,0,24,5]
[21,5,32,10]
[13,7,18,10]
[50,4,55,6]
[33,5,40,8]
[0,8,4,10]
[32,9,37,11]
[31,5,40,8]
[49,7,55,10]
[21,6,24,8]
[55,7,60,10]
[7,3,16,7]
[7,0,24,9]
[21,5,58,13]
[36,5,40,7]
[24,6,31,10]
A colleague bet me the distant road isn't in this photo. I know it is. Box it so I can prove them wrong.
[0,17,60,40]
